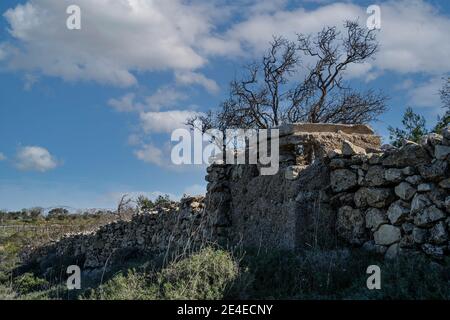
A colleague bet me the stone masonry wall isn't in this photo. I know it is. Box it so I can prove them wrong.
[24,197,217,272]
[23,124,450,274]
[329,130,450,259]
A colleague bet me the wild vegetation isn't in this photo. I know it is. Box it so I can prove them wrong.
[1,201,449,300]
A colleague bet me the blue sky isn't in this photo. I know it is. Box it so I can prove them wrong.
[0,0,449,210]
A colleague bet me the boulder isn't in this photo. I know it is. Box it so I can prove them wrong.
[330,169,358,192]
[429,222,448,244]
[365,208,388,231]
[342,140,367,156]
[428,188,447,208]
[394,182,416,201]
[421,244,445,259]
[354,188,394,209]
[329,158,348,169]
[435,145,450,160]
[402,167,416,176]
[405,175,423,185]
[421,133,443,155]
[418,160,448,181]
[439,178,450,189]
[382,143,431,167]
[412,227,428,244]
[402,222,415,234]
[368,153,383,165]
[387,200,410,225]
[417,183,433,192]
[410,193,432,215]
[441,125,450,141]
[365,165,386,186]
[384,168,403,183]
[414,205,445,227]
[385,243,399,259]
[442,126,450,140]
[374,224,401,246]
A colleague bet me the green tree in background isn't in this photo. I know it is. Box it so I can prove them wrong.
[434,76,450,134]
[388,107,428,147]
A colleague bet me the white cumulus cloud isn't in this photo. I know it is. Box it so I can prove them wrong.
[134,143,164,166]
[15,146,59,172]
[140,110,201,134]
[2,0,218,86]
[0,152,7,161]
[175,71,219,93]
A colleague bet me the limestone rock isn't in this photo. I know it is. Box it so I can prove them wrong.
[342,140,367,156]
[429,222,448,244]
[336,206,365,245]
[365,208,388,231]
[417,183,433,192]
[382,143,431,167]
[368,153,383,165]
[354,188,394,209]
[412,227,428,244]
[329,158,347,169]
[362,240,387,254]
[394,182,416,201]
[402,167,415,176]
[442,126,450,140]
[405,175,422,185]
[435,145,450,160]
[385,243,399,259]
[439,178,450,189]
[330,169,357,192]
[410,193,432,214]
[374,224,401,246]
[428,188,447,208]
[422,243,445,259]
[414,205,445,227]
[384,168,403,183]
[421,133,443,155]
[402,222,415,234]
[365,165,386,186]
[327,149,342,159]
[445,197,450,213]
[387,200,410,225]
[418,160,448,181]
[421,132,443,145]
[284,165,305,180]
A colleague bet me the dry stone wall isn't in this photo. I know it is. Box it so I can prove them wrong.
[24,197,216,271]
[23,124,450,273]
[329,129,450,259]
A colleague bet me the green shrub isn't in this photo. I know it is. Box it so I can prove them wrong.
[88,270,157,300]
[156,247,241,300]
[13,273,49,295]
[0,284,16,300]
[87,247,244,300]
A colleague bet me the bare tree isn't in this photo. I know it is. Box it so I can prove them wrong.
[440,76,450,111]
[117,194,134,220]
[188,20,387,132]
[434,76,450,133]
